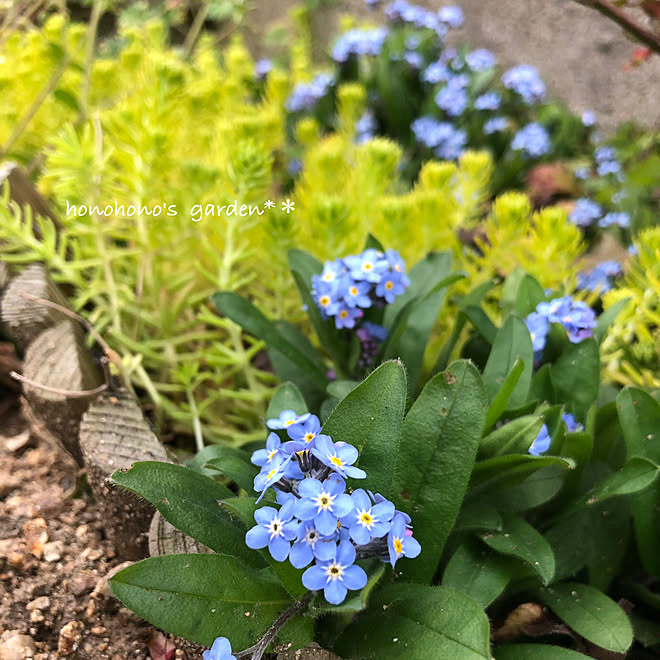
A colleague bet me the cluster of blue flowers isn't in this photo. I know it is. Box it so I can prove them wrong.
[511,122,551,158]
[311,249,410,329]
[355,110,378,144]
[501,64,546,105]
[411,116,467,160]
[577,260,623,294]
[247,410,421,605]
[525,295,597,356]
[435,74,469,117]
[384,1,463,35]
[569,198,602,227]
[529,412,583,456]
[286,73,335,113]
[332,27,388,63]
[594,145,622,178]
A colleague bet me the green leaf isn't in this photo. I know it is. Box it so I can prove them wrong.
[109,554,291,647]
[212,292,327,389]
[111,462,261,565]
[453,501,503,533]
[287,248,323,285]
[364,233,385,252]
[479,415,544,458]
[462,305,498,345]
[316,561,385,613]
[537,582,633,653]
[616,388,660,576]
[480,515,555,585]
[529,364,556,404]
[482,316,533,409]
[289,270,347,375]
[336,584,491,660]
[268,323,326,410]
[266,381,308,420]
[326,379,360,400]
[321,360,407,497]
[616,387,660,461]
[594,297,630,345]
[495,644,588,659]
[203,447,256,493]
[483,358,526,432]
[394,360,487,582]
[488,465,567,513]
[383,252,457,393]
[442,538,513,608]
[550,339,599,419]
[514,274,546,317]
[470,454,574,493]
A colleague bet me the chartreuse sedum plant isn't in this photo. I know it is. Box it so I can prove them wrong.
[108,260,659,658]
[0,15,298,444]
[601,227,660,389]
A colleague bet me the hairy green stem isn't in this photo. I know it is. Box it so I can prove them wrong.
[81,0,103,119]
[235,592,315,660]
[182,1,210,59]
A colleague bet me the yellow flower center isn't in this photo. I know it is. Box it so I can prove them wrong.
[267,467,279,480]
[285,419,296,426]
[393,538,403,555]
[349,286,358,296]
[319,295,331,307]
[304,432,315,443]
[385,281,394,290]
[330,455,343,467]
[267,449,278,462]
[395,264,401,272]
[364,262,373,271]
[339,310,348,319]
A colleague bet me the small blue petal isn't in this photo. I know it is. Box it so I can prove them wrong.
[342,564,368,590]
[302,564,328,591]
[325,580,348,605]
[245,526,269,550]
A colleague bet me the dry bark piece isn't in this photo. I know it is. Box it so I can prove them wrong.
[0,162,61,228]
[0,262,8,293]
[21,320,103,464]
[79,389,170,561]
[148,511,212,557]
[0,263,70,349]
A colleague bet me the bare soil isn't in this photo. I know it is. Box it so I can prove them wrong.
[0,395,202,660]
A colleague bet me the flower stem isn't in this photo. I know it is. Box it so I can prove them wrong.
[235,592,315,660]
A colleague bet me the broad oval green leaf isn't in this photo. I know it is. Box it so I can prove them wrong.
[550,339,599,420]
[382,251,454,394]
[495,643,588,659]
[109,554,292,648]
[394,360,487,582]
[515,274,546,317]
[442,538,513,608]
[336,584,491,660]
[322,360,407,497]
[483,358,526,433]
[537,582,633,653]
[203,449,256,494]
[615,388,660,577]
[212,291,327,389]
[482,316,533,409]
[266,381,308,420]
[111,462,261,566]
[479,415,544,459]
[480,515,555,585]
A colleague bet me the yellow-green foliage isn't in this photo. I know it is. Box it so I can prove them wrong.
[0,16,588,445]
[465,193,584,296]
[602,228,660,389]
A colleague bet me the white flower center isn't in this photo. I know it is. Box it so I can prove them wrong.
[313,490,336,512]
[268,517,284,538]
[324,562,345,581]
[304,528,318,547]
